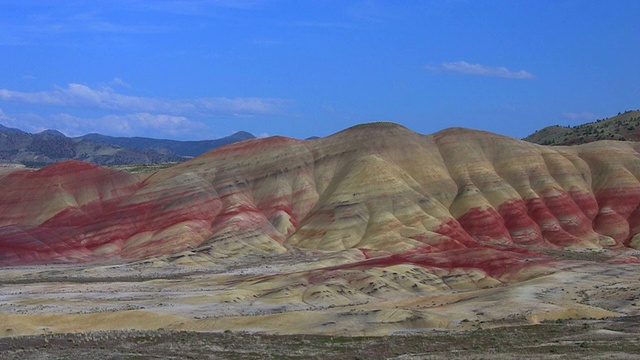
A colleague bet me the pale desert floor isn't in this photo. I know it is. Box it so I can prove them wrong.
[0,248,640,358]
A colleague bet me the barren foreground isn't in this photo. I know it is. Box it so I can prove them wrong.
[2,317,640,359]
[0,247,640,358]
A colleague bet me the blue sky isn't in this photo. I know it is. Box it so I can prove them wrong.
[0,0,638,140]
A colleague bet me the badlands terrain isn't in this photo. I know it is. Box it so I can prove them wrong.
[1,122,640,357]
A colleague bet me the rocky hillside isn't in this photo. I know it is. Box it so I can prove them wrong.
[525,110,640,145]
[3,122,640,336]
[78,131,255,158]
[2,122,640,267]
[0,125,254,166]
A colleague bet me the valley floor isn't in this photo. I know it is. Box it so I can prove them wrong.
[1,317,640,359]
[0,248,639,358]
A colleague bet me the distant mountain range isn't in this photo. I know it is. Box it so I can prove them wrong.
[7,109,639,168]
[78,131,255,158]
[0,124,255,167]
[524,110,640,145]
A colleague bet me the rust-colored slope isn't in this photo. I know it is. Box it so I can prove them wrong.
[0,161,219,263]
[1,122,640,274]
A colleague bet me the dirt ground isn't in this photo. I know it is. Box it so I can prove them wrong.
[0,248,639,358]
[1,317,639,359]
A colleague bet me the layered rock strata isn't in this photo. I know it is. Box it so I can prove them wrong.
[1,123,639,277]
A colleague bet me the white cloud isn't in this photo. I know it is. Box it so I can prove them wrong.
[562,112,598,121]
[113,113,207,136]
[0,10,170,47]
[109,77,131,88]
[41,112,208,138]
[0,107,18,128]
[426,61,535,79]
[0,83,288,117]
[0,106,210,138]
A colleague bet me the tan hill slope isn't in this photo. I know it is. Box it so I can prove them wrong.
[1,122,640,337]
[525,110,640,145]
[2,122,640,266]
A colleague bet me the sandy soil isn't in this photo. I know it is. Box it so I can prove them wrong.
[0,248,639,340]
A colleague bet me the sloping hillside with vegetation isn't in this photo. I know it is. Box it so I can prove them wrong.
[525,110,640,145]
[0,125,256,167]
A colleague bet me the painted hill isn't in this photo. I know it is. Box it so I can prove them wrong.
[2,122,640,337]
[525,110,640,145]
[2,122,640,267]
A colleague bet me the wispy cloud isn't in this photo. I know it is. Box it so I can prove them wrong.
[0,1,264,46]
[0,5,171,46]
[562,112,598,121]
[0,107,20,129]
[0,83,288,117]
[51,112,208,137]
[426,61,535,79]
[109,77,131,88]
[1,111,208,138]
